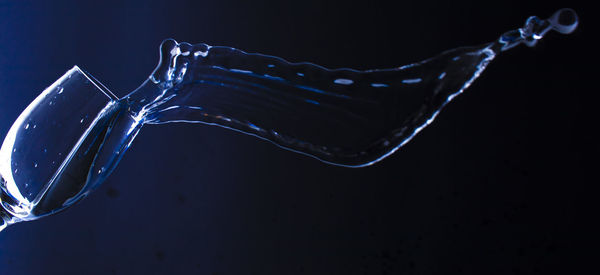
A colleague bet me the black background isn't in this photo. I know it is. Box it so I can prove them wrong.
[0,0,596,274]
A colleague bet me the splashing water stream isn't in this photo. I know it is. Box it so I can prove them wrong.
[0,9,579,231]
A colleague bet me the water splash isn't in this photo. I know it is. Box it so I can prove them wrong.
[124,8,578,167]
[0,9,578,231]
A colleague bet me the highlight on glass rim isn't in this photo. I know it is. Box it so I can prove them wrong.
[0,8,579,232]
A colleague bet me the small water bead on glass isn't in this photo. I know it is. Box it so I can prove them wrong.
[0,9,578,232]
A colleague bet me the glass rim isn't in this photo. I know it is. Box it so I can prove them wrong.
[72,65,119,101]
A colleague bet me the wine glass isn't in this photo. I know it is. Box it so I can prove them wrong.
[0,66,125,231]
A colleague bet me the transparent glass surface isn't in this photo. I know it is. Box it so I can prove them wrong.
[0,9,578,232]
[0,67,141,230]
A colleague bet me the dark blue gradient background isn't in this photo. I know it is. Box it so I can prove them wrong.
[0,1,595,274]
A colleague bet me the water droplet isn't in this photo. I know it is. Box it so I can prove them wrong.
[80,118,84,123]
[334,78,354,85]
[402,78,422,84]
[170,46,181,56]
[34,163,38,168]
[230,68,253,74]
[194,50,208,57]
[24,123,29,129]
[371,83,389,88]
[57,87,64,94]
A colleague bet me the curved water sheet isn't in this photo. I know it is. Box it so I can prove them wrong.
[125,8,578,167]
[0,9,578,231]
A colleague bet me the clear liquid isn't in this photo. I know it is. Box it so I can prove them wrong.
[1,100,141,222]
[30,102,141,218]
[0,9,578,230]
[124,8,579,167]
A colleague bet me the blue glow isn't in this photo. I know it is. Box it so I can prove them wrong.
[402,78,422,84]
[371,83,389,87]
[334,78,354,85]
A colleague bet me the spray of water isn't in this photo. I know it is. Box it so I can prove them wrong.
[0,9,578,231]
